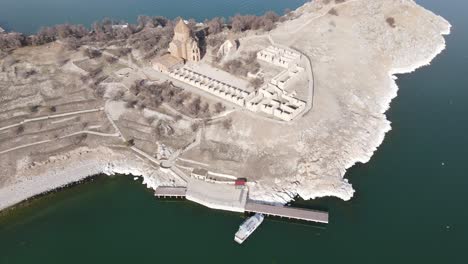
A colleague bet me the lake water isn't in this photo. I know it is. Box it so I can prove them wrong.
[1,0,467,263]
[0,0,305,34]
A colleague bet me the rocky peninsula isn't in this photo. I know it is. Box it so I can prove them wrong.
[0,0,450,211]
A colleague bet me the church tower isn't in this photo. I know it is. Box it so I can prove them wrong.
[169,20,201,62]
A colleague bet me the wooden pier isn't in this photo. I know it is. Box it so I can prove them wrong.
[245,202,328,223]
[154,187,187,198]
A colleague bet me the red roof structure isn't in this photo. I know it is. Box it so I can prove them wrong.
[235,179,246,186]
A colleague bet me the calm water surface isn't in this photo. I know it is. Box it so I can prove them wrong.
[0,0,467,263]
[0,0,305,34]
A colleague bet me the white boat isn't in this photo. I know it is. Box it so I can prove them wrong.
[234,213,264,244]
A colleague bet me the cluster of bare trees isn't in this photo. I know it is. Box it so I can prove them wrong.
[249,77,264,89]
[222,51,260,77]
[222,118,233,130]
[137,16,171,29]
[0,33,25,50]
[129,80,183,109]
[230,11,280,32]
[205,17,225,35]
[30,24,88,46]
[127,25,174,59]
[0,18,142,51]
[129,80,186,110]
[127,80,217,118]
[83,48,102,59]
[77,62,109,98]
[1,9,288,54]
[154,119,175,138]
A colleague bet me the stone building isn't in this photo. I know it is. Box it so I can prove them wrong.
[152,53,184,73]
[169,20,201,62]
[217,37,239,58]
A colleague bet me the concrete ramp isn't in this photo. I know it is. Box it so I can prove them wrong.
[186,179,247,213]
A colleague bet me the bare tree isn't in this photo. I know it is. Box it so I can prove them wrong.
[230,11,279,32]
[328,8,338,16]
[386,17,396,28]
[207,17,224,35]
[125,138,135,147]
[222,118,233,130]
[138,15,155,29]
[0,33,25,50]
[264,11,280,23]
[29,105,40,113]
[189,96,202,116]
[249,77,264,89]
[73,134,88,145]
[191,122,200,132]
[104,55,118,64]
[16,125,25,135]
[112,90,125,101]
[63,37,81,50]
[214,102,225,114]
[93,85,106,98]
[125,99,138,108]
[83,48,102,59]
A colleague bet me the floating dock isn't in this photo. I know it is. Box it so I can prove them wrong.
[154,185,328,223]
[154,187,186,198]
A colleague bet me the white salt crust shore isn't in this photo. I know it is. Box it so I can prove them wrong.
[247,13,452,204]
[0,5,452,211]
[290,26,452,203]
[0,156,185,212]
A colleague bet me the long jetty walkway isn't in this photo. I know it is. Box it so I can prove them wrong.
[154,186,328,223]
[245,201,328,224]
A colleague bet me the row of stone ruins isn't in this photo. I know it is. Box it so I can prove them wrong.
[168,45,307,121]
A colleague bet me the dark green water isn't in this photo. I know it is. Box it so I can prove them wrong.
[1,0,467,263]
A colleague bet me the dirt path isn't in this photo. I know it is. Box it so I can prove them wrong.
[0,108,104,132]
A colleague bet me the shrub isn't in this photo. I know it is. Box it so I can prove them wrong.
[74,134,88,145]
[125,138,135,147]
[222,118,233,130]
[386,17,396,28]
[29,105,40,113]
[104,55,118,64]
[214,102,225,114]
[191,122,199,132]
[93,85,106,98]
[328,8,338,16]
[16,125,25,134]
[206,17,225,35]
[249,78,264,89]
[83,48,102,59]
